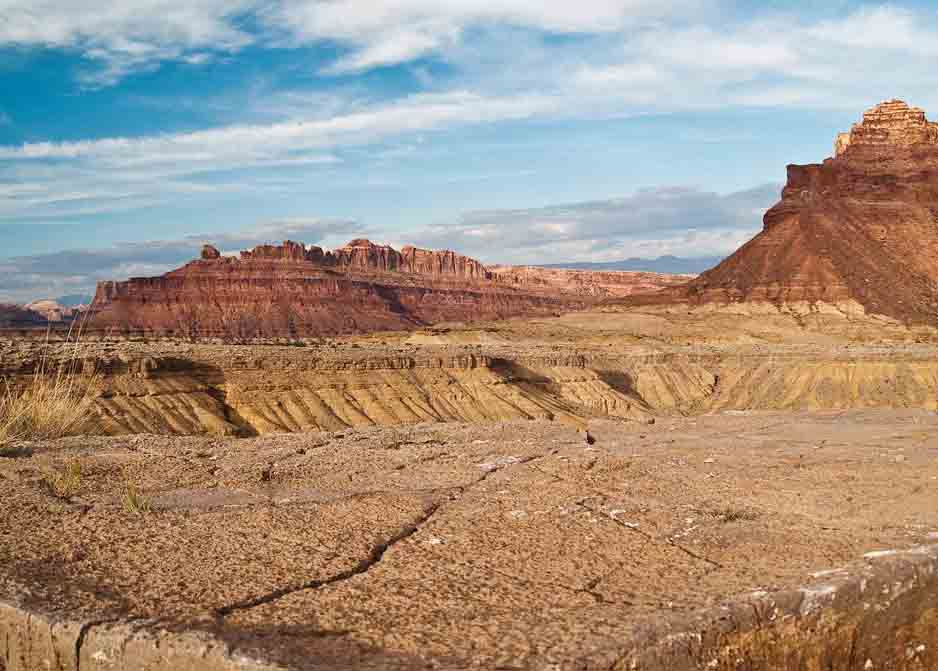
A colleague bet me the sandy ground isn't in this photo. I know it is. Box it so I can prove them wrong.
[4,409,938,669]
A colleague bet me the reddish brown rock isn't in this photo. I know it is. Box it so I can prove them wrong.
[627,100,938,324]
[490,265,692,298]
[88,241,565,339]
[201,244,221,260]
[89,239,690,339]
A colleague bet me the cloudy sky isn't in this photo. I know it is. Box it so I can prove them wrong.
[2,0,938,301]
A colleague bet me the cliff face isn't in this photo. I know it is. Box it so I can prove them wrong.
[232,238,491,279]
[639,100,938,324]
[90,240,582,338]
[490,265,693,298]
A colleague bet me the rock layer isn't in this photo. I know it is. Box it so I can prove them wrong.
[631,100,938,324]
[489,265,693,298]
[89,240,686,338]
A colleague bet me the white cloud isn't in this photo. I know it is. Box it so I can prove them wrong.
[5,3,938,231]
[571,5,938,110]
[0,0,257,86]
[269,0,700,73]
[0,90,553,221]
[0,0,702,82]
[408,184,779,265]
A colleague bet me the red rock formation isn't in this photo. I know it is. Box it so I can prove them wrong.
[627,100,938,324]
[90,240,577,338]
[90,239,691,339]
[490,265,693,298]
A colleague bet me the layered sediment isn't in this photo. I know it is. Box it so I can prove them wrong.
[88,239,687,339]
[4,333,938,438]
[628,100,938,325]
[489,265,693,298]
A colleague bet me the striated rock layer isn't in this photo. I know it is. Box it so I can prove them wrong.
[89,239,686,338]
[489,265,693,298]
[629,100,938,325]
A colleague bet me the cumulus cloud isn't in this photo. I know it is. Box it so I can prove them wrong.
[407,184,779,265]
[0,218,362,302]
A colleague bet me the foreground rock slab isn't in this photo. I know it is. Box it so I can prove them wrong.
[4,411,938,669]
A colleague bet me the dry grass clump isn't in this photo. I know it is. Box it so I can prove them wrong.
[43,458,82,499]
[0,326,99,447]
[0,369,98,445]
[122,481,152,516]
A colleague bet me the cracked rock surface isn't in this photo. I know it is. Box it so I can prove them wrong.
[4,410,938,669]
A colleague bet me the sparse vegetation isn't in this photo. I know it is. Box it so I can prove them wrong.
[0,323,99,446]
[710,505,761,523]
[122,481,152,516]
[43,458,82,499]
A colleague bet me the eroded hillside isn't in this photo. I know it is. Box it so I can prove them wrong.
[5,306,938,437]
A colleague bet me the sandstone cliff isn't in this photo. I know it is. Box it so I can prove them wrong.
[90,240,578,338]
[627,100,938,325]
[89,239,692,339]
[490,265,693,298]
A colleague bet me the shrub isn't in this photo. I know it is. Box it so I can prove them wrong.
[123,481,152,516]
[0,326,99,445]
[43,459,82,499]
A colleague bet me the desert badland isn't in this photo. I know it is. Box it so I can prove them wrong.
[5,101,938,670]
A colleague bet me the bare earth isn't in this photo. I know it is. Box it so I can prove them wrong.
[4,408,938,669]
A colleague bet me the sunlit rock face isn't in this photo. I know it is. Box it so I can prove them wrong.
[631,100,938,325]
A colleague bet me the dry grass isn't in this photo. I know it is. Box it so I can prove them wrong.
[43,459,82,499]
[122,482,152,516]
[0,321,99,447]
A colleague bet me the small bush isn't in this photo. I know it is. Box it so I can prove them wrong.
[43,459,82,499]
[0,367,98,444]
[123,482,152,516]
[0,323,99,446]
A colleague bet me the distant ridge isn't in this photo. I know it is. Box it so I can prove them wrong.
[543,255,722,275]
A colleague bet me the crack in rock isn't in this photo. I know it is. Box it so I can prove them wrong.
[579,500,724,570]
[214,451,547,619]
[214,501,442,618]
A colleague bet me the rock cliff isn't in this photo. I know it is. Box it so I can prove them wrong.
[490,265,693,298]
[88,239,691,339]
[629,100,938,325]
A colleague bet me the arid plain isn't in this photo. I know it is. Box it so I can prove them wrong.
[6,100,938,670]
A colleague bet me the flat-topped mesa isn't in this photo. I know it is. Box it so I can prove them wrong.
[834,99,938,156]
[229,239,493,279]
[89,238,588,338]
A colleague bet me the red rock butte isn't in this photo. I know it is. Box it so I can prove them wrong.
[89,238,687,338]
[627,99,938,325]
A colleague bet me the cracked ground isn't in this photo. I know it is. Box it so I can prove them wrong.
[4,410,938,669]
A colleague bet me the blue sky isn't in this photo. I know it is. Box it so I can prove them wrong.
[2,0,938,301]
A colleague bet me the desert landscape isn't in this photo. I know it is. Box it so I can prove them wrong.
[3,99,938,669]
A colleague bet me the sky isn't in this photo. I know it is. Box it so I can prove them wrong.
[3,0,938,301]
